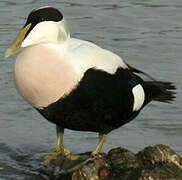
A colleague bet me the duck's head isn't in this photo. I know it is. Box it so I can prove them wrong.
[5,6,69,58]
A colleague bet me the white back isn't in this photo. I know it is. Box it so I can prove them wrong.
[44,38,128,75]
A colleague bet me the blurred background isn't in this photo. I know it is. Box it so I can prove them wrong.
[0,0,181,179]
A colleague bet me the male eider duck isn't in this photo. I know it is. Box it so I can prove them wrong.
[5,7,175,162]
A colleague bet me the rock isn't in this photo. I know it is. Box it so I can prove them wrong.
[42,144,182,180]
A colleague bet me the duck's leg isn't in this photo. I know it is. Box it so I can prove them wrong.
[56,126,71,155]
[60,133,108,173]
[57,133,108,173]
[92,133,107,155]
[44,126,71,164]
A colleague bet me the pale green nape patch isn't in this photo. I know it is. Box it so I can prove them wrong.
[57,17,70,42]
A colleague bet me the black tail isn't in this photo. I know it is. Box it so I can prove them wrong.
[144,81,176,104]
[127,64,176,103]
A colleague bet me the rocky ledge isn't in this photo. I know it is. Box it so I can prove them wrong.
[43,144,182,180]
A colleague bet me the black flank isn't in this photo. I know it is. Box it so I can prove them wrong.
[38,68,175,134]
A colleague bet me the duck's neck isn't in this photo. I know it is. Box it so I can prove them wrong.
[57,17,70,43]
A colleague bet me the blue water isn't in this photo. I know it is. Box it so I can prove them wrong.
[0,0,182,179]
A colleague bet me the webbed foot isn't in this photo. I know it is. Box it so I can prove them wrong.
[44,147,71,164]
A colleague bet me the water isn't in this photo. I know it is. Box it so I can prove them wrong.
[0,0,182,179]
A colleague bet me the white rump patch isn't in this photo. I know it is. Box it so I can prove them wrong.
[132,84,145,111]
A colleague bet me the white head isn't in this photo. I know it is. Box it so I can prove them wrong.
[5,6,70,58]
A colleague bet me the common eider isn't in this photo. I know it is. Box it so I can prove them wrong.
[5,6,175,162]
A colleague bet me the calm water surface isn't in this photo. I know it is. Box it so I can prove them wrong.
[0,0,182,179]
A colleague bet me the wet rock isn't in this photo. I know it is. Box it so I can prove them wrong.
[43,144,182,180]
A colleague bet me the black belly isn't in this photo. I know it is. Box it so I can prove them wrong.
[38,68,143,134]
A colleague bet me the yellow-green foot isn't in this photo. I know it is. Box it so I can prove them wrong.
[63,148,71,155]
[44,148,71,164]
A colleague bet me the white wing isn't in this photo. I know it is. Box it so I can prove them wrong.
[66,38,128,75]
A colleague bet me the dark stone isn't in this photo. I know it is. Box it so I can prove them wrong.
[43,144,182,180]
